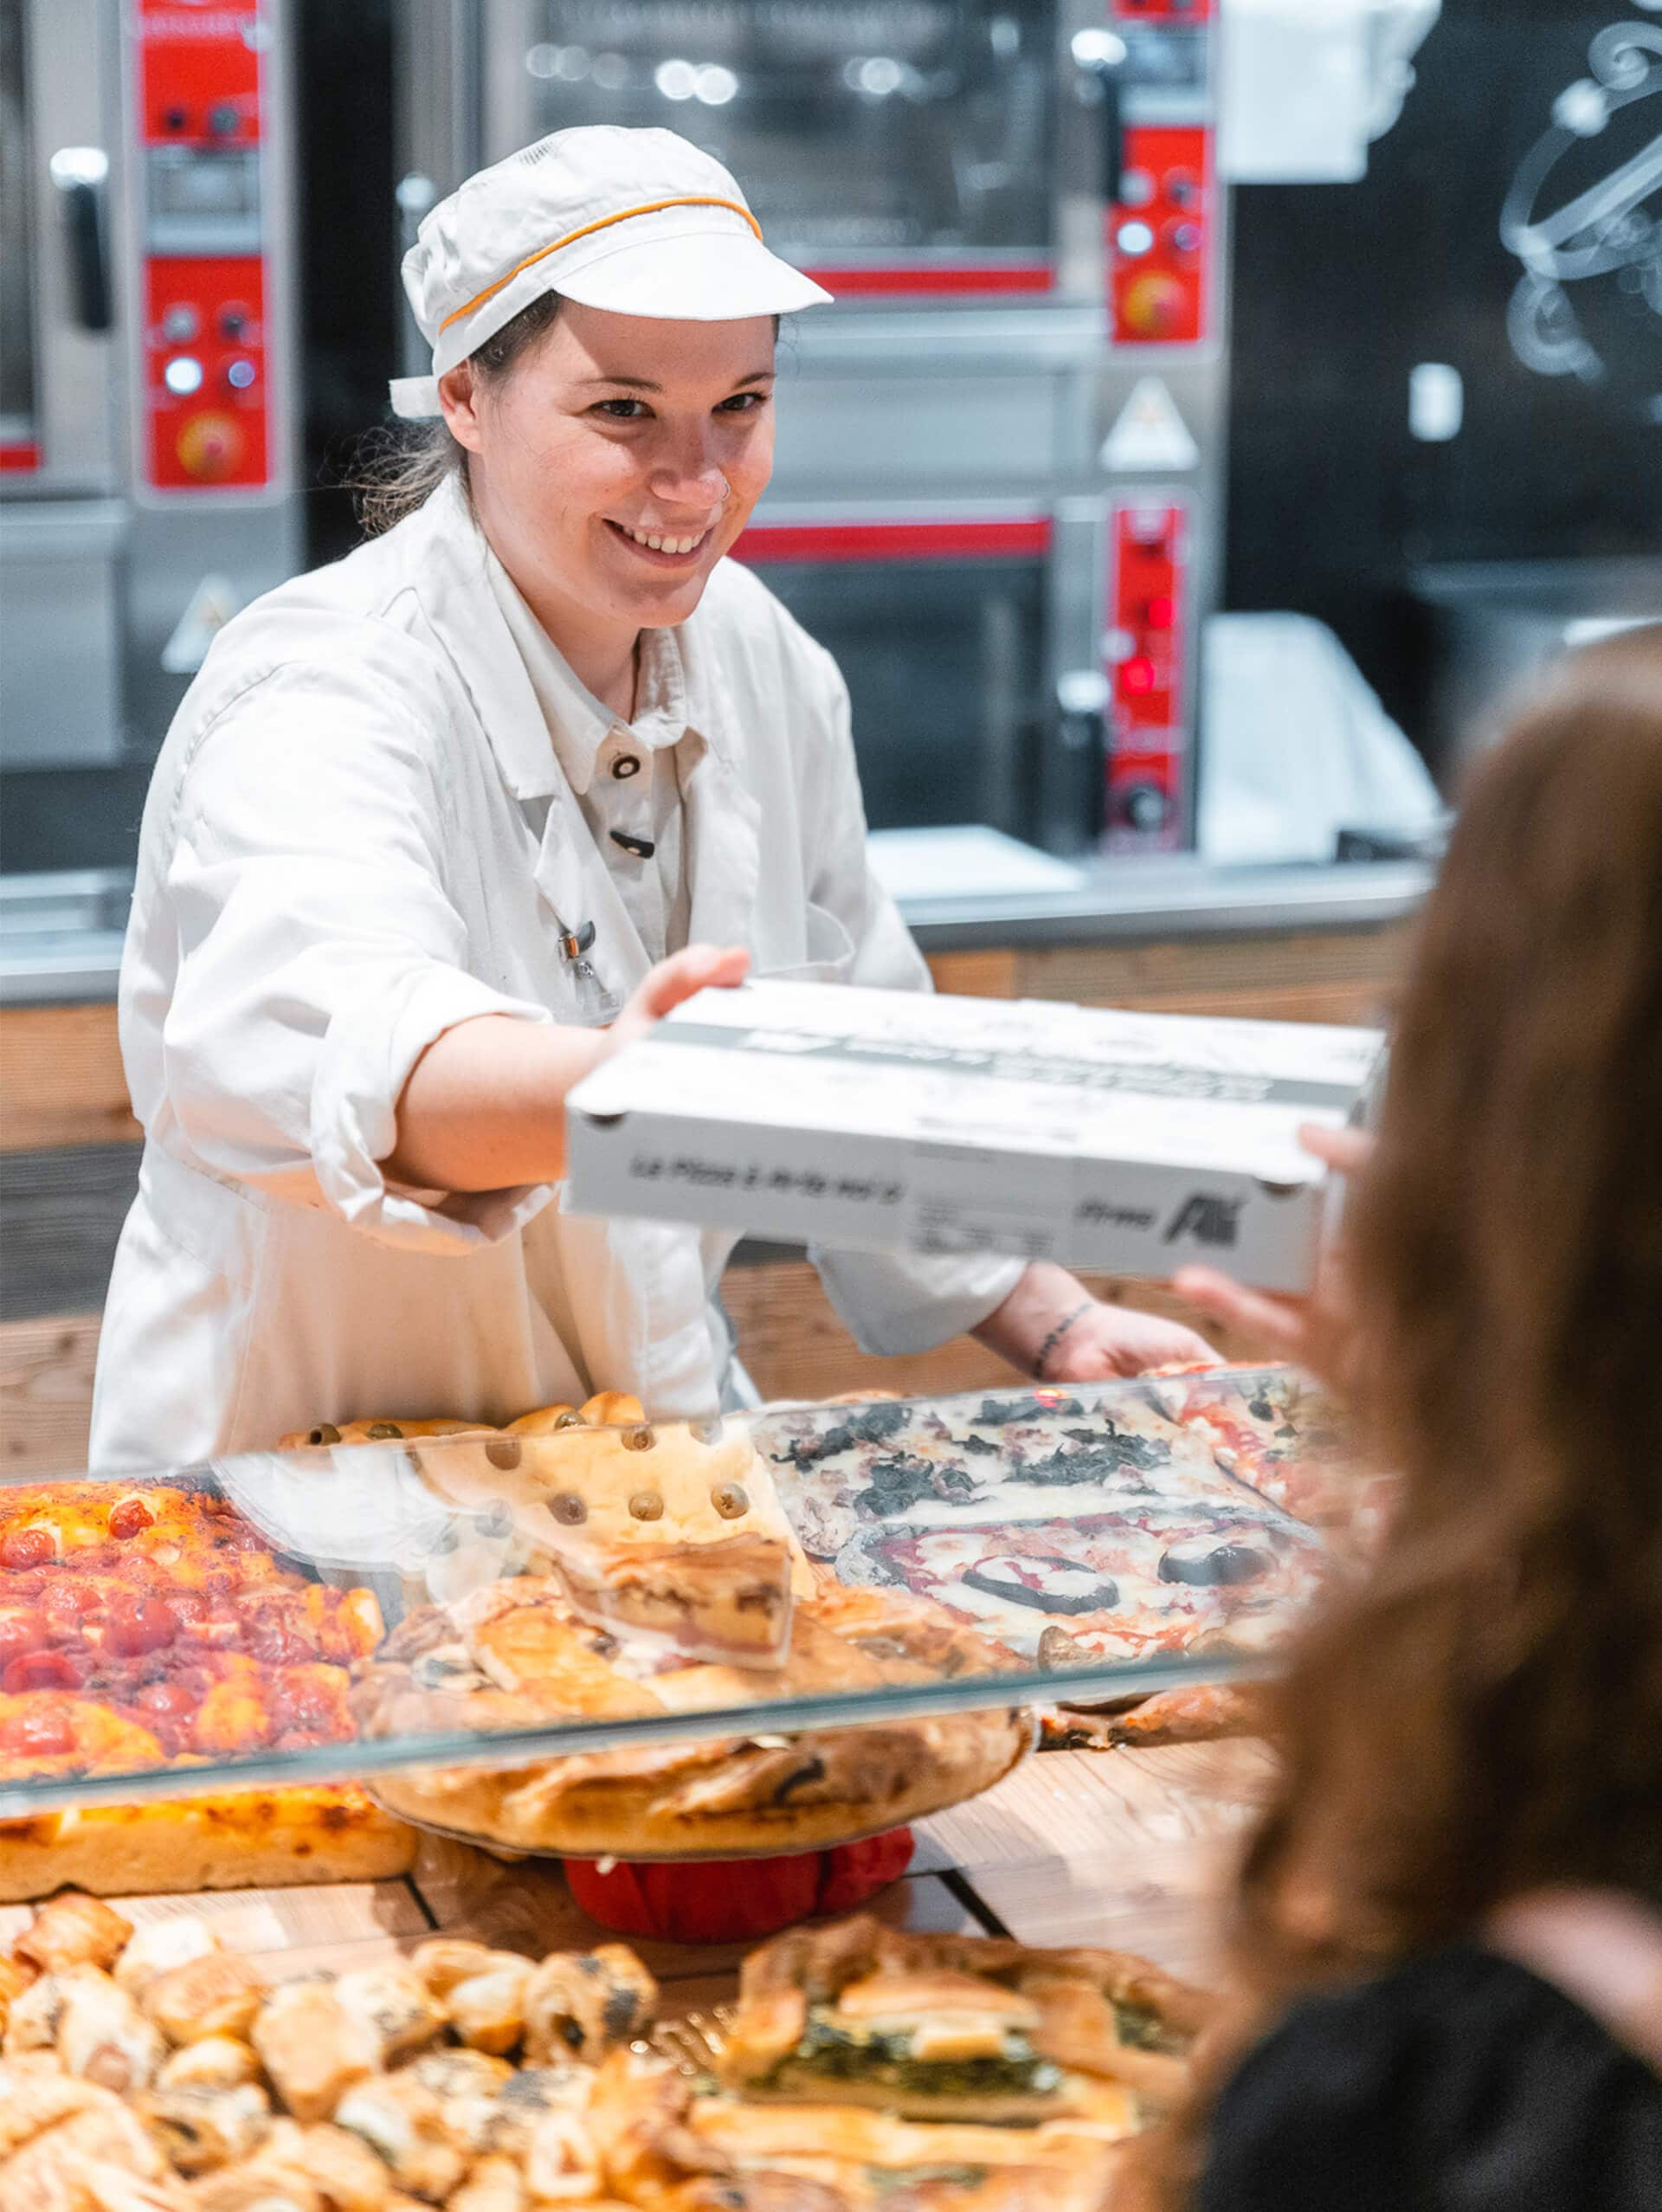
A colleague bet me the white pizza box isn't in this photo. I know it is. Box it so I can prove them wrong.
[566,981,1387,1293]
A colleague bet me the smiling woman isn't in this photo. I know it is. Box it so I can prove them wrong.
[441,300,778,722]
[89,124,1212,1472]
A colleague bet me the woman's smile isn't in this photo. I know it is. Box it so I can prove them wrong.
[603,517,718,564]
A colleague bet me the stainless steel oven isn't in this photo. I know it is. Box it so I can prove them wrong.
[0,0,300,785]
[397,0,1230,854]
[737,488,1209,856]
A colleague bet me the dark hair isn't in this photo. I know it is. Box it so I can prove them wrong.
[1134,622,1662,2206]
[350,290,563,537]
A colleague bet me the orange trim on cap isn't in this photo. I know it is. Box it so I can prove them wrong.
[437,197,765,336]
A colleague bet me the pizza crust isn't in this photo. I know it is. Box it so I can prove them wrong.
[0,1788,416,1903]
[356,1577,1032,1860]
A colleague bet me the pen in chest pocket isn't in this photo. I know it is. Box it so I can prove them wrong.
[554,917,623,1027]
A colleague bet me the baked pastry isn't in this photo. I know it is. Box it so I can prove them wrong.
[0,1787,416,1903]
[587,2045,1130,2211]
[277,1390,646,1450]
[355,1576,1032,1859]
[721,1914,1215,2115]
[550,1532,797,1666]
[1,1893,1200,2208]
[280,1416,492,1448]
[1038,1679,1270,1751]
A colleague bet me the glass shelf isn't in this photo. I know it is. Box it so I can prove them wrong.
[0,1371,1362,1822]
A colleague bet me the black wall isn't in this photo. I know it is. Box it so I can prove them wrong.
[1224,0,1662,733]
[296,0,398,565]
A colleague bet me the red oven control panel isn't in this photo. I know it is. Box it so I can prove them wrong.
[1109,125,1210,346]
[134,0,277,493]
[1104,500,1189,848]
[1108,0,1214,347]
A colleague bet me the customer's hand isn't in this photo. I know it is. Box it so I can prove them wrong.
[1174,1123,1372,1388]
[608,944,750,1055]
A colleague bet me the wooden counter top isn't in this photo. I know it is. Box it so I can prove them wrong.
[0,1744,1269,1995]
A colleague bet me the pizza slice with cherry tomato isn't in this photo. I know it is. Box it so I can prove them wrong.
[1149,1368,1397,1546]
[0,1482,382,1775]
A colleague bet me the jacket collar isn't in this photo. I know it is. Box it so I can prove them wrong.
[408,474,759,994]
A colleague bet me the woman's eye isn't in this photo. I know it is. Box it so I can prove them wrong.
[717,391,769,415]
[594,398,648,421]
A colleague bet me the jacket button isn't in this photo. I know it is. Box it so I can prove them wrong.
[612,754,641,779]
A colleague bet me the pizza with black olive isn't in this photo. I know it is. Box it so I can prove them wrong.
[757,1385,1237,1564]
[832,1499,1327,1666]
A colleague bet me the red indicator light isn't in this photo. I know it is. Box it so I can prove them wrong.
[1145,595,1176,631]
[1121,655,1157,696]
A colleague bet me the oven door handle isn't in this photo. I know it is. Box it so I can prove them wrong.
[1047,669,1111,854]
[48,146,113,333]
[1073,31,1129,207]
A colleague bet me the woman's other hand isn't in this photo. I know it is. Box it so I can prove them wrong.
[973,1260,1219,1381]
[1174,1123,1372,1387]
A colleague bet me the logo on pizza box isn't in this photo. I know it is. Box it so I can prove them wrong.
[1163,1193,1244,1248]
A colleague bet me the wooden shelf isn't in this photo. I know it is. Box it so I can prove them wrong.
[0,1745,1264,1995]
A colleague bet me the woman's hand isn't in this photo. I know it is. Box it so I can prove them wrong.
[385,944,750,1193]
[1173,1123,1373,1388]
[972,1261,1219,1381]
[606,943,750,1057]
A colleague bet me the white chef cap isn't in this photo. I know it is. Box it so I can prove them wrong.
[390,126,832,418]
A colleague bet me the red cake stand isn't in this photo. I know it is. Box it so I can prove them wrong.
[562,1825,916,1944]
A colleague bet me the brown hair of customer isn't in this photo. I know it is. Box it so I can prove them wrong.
[1137,622,1662,2204]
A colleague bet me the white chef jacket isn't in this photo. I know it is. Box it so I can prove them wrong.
[89,474,1021,1472]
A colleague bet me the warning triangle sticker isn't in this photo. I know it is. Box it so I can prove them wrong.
[1100,377,1200,474]
[161,573,242,675]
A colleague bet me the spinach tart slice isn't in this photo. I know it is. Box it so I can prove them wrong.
[720,1912,1215,2119]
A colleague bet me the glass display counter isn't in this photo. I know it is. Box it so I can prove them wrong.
[0,1373,1367,1841]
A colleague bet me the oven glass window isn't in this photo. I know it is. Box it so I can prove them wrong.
[519,2,1055,264]
[754,557,1047,835]
[0,0,37,450]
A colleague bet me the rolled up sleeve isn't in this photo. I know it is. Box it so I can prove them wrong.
[161,655,557,1253]
[797,643,1026,1351]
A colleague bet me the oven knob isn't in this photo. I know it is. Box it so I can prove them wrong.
[209,103,241,138]
[1121,271,1188,337]
[163,106,188,133]
[1122,783,1169,833]
[1170,221,1203,255]
[224,358,257,391]
[176,412,244,480]
[161,304,199,343]
[219,306,248,339]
